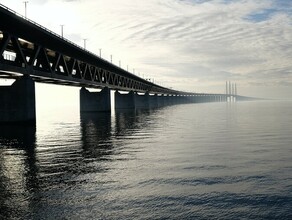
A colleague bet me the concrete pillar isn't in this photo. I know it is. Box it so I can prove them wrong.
[196,95,200,103]
[190,96,194,103]
[149,94,158,108]
[173,95,180,105]
[135,92,150,109]
[181,95,186,104]
[191,96,195,103]
[168,95,172,105]
[163,95,170,106]
[0,76,36,123]
[115,91,136,110]
[80,87,111,112]
[176,95,182,104]
[177,95,183,104]
[203,95,207,102]
[157,95,164,107]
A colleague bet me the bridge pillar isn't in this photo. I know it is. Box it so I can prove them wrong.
[183,95,189,104]
[198,95,203,103]
[173,95,179,105]
[168,95,172,105]
[156,95,163,107]
[0,75,36,123]
[190,96,195,103]
[162,95,170,106]
[149,94,158,108]
[115,91,136,110]
[188,96,194,104]
[135,92,150,109]
[80,87,111,112]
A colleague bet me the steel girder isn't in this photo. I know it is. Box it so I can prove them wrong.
[0,31,164,93]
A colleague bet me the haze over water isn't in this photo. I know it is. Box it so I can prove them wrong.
[0,100,291,219]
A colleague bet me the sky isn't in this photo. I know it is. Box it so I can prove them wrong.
[0,0,292,103]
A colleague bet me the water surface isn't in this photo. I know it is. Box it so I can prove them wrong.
[0,101,291,219]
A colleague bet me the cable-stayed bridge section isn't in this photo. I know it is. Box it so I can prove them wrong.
[0,4,248,123]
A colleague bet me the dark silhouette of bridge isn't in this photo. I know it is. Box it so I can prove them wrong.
[0,4,252,123]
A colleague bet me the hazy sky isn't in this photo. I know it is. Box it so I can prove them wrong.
[1,0,292,101]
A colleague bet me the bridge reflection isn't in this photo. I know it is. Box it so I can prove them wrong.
[0,124,38,219]
[0,109,158,219]
[80,112,113,162]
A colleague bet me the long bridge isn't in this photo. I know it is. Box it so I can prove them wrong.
[0,4,250,123]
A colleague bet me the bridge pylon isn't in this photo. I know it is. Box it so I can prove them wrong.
[80,87,111,112]
[0,75,36,123]
[226,81,237,102]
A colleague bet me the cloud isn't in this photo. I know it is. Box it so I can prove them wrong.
[64,0,292,96]
[1,0,291,98]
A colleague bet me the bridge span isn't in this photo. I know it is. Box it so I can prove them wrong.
[0,4,248,123]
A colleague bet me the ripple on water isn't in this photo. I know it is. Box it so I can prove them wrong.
[0,101,292,219]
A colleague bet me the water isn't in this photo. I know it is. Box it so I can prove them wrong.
[0,101,291,219]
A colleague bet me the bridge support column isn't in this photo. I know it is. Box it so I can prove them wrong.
[196,95,201,103]
[80,87,111,112]
[0,75,36,123]
[135,92,150,109]
[115,91,136,110]
[180,95,186,104]
[156,95,163,107]
[171,95,176,105]
[173,95,178,105]
[149,94,158,108]
[164,95,170,106]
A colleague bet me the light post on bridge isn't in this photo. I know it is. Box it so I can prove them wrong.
[83,39,87,49]
[99,48,102,57]
[23,1,28,18]
[60,25,64,38]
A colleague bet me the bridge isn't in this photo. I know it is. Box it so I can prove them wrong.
[0,4,249,123]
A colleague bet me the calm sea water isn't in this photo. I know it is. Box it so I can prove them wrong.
[0,101,291,219]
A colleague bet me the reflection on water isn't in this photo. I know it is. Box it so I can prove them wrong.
[0,124,36,148]
[0,102,292,219]
[0,124,37,219]
[81,112,113,161]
